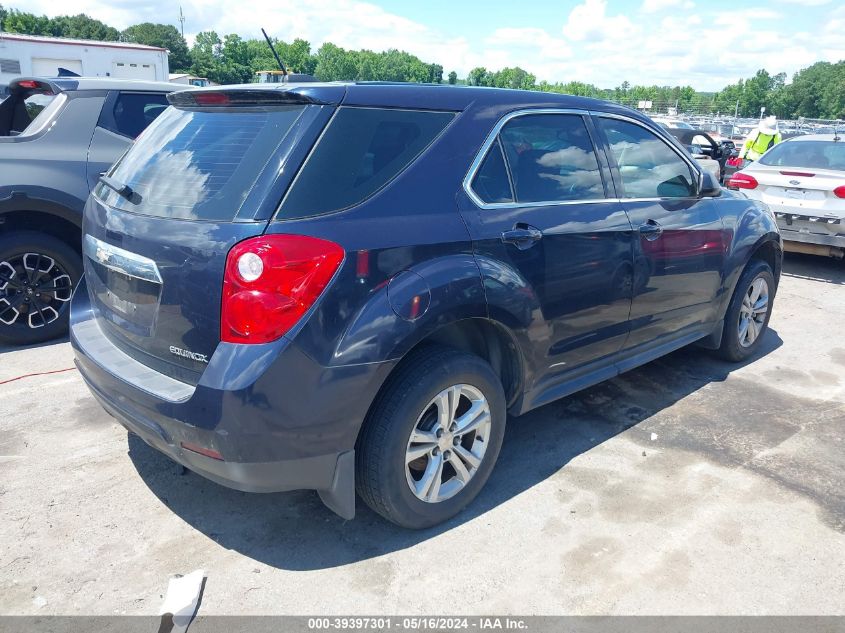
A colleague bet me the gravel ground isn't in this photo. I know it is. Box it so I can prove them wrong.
[1,252,843,616]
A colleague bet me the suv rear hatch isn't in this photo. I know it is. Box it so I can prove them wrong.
[82,87,340,384]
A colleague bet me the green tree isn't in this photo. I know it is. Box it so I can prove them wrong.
[447,71,457,85]
[429,63,443,84]
[50,14,120,40]
[313,42,357,81]
[123,23,191,71]
[490,67,535,90]
[467,67,491,86]
[777,61,845,119]
[1,9,56,36]
[0,8,119,40]
[189,30,223,82]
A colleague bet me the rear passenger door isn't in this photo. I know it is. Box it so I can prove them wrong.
[86,91,171,191]
[460,110,635,383]
[594,115,726,352]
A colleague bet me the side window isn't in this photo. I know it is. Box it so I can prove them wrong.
[105,92,171,139]
[497,114,604,203]
[279,107,454,218]
[599,118,697,199]
[471,138,514,204]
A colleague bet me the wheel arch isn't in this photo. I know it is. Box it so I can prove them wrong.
[707,229,781,344]
[0,197,83,256]
[397,317,525,409]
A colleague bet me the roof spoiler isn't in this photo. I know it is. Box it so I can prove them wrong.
[9,77,64,95]
[168,88,327,107]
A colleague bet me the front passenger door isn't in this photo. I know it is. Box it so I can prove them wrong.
[595,116,726,352]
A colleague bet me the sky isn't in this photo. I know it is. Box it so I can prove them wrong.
[13,0,845,91]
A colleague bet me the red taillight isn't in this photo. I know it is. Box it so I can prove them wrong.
[834,186,845,199]
[727,173,758,190]
[194,92,230,106]
[221,234,344,344]
[16,79,52,93]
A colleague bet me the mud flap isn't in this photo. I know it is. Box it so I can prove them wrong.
[696,319,724,350]
[318,450,356,520]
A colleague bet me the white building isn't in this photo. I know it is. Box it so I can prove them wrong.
[0,32,169,88]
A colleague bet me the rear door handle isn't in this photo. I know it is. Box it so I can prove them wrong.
[502,225,543,250]
[639,219,663,241]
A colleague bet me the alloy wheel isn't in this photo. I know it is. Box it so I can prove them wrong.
[0,253,73,329]
[738,276,769,348]
[405,384,492,503]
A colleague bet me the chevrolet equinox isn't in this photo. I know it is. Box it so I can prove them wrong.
[70,83,782,528]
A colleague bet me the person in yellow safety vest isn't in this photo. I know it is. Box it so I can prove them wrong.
[740,116,783,161]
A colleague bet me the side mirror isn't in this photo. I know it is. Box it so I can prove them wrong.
[699,170,721,198]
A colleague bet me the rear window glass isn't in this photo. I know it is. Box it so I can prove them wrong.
[279,107,454,218]
[96,105,307,220]
[759,140,845,171]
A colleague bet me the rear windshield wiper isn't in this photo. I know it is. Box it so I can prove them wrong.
[99,175,141,204]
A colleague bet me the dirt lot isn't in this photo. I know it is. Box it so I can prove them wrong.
[1,252,843,616]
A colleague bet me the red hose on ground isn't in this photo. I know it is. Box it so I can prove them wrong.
[0,367,77,386]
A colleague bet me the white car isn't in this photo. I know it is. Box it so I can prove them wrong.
[652,117,694,130]
[726,134,845,258]
[688,144,721,183]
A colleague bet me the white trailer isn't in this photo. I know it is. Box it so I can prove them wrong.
[0,32,169,92]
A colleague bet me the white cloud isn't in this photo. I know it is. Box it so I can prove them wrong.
[14,0,843,93]
[487,28,573,61]
[562,0,636,43]
[641,0,695,14]
[775,0,831,5]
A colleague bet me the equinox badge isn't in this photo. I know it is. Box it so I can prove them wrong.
[169,346,209,363]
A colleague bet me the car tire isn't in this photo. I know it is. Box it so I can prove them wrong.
[355,345,507,529]
[0,231,81,346]
[716,259,775,362]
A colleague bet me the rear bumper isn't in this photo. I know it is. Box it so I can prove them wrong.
[776,217,845,248]
[70,276,396,515]
[80,369,343,494]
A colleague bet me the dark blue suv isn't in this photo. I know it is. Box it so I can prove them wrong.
[70,83,782,528]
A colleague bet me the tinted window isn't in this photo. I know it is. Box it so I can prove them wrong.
[600,118,697,198]
[279,107,454,218]
[8,93,57,135]
[96,105,307,220]
[23,93,55,122]
[17,93,65,136]
[759,140,845,170]
[472,139,513,203]
[498,114,604,203]
[108,92,171,139]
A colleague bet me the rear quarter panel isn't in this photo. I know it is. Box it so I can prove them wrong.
[0,93,104,219]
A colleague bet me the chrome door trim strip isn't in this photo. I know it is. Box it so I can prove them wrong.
[462,107,705,210]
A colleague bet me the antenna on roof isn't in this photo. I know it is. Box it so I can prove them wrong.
[261,28,287,76]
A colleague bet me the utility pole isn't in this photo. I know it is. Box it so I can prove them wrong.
[179,7,185,38]
[734,99,739,121]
